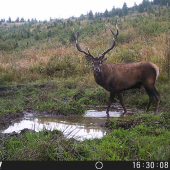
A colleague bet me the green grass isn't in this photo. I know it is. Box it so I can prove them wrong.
[0,75,169,116]
[84,113,170,161]
[0,129,89,161]
[0,80,87,116]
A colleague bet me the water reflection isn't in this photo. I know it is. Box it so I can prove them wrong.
[85,110,121,118]
[2,109,122,140]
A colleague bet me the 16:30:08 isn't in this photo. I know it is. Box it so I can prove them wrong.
[133,162,169,169]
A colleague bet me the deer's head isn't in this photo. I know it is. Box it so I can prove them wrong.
[73,24,118,73]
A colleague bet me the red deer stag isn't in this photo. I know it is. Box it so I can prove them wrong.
[73,25,160,120]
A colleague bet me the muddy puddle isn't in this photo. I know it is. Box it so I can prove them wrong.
[1,105,136,141]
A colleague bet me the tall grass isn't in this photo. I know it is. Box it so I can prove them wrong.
[0,31,169,85]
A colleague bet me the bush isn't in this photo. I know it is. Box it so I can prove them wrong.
[0,42,13,51]
[137,22,167,37]
[117,30,136,44]
[119,49,140,63]
[45,56,79,77]
[0,72,16,85]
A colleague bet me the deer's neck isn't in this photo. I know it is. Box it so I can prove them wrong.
[93,63,112,90]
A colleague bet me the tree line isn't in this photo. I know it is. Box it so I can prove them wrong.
[82,0,170,20]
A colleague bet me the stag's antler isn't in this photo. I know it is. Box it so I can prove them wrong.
[101,24,119,57]
[73,24,118,58]
[72,28,93,57]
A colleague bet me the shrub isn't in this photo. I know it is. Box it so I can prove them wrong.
[137,22,167,37]
[0,72,16,85]
[45,56,78,77]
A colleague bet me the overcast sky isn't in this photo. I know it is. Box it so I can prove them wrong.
[1,0,144,21]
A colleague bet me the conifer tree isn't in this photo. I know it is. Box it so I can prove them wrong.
[104,9,109,19]
[88,10,93,20]
[123,2,128,15]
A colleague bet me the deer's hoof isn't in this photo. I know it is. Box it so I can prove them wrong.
[122,111,127,115]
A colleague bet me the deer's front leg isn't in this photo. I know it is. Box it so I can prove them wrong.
[106,92,115,121]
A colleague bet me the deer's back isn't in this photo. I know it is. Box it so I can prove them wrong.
[98,61,158,92]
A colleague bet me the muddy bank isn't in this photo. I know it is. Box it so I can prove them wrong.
[92,118,141,129]
[0,112,24,130]
[105,119,140,129]
[0,109,55,131]
[0,109,70,131]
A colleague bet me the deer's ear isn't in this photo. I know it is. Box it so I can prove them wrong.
[85,55,94,62]
[102,57,107,62]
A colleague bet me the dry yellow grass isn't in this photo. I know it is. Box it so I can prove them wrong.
[0,27,169,84]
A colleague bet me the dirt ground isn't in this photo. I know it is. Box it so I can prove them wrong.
[0,112,24,130]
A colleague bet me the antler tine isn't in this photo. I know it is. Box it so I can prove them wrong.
[105,24,118,39]
[88,48,93,56]
[101,24,119,57]
[72,28,76,41]
[73,27,93,56]
[115,24,119,37]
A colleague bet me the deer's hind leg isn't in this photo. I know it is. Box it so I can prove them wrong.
[117,92,127,115]
[152,87,160,113]
[145,86,160,113]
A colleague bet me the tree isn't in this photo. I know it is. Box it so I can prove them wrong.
[15,17,19,22]
[118,9,123,17]
[142,0,150,9]
[147,3,153,14]
[88,10,93,20]
[104,9,109,18]
[123,2,128,16]
[20,18,25,22]
[0,19,5,24]
[111,6,116,17]
[153,0,161,4]
[79,14,85,20]
[8,17,11,23]
[138,4,145,13]
[95,12,100,18]
[153,0,170,5]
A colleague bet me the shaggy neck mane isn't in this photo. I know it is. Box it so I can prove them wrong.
[93,63,110,87]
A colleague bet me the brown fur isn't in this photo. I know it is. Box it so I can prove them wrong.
[94,62,157,92]
[93,61,160,117]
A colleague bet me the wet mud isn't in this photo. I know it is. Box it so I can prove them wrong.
[0,112,24,130]
[0,96,139,141]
